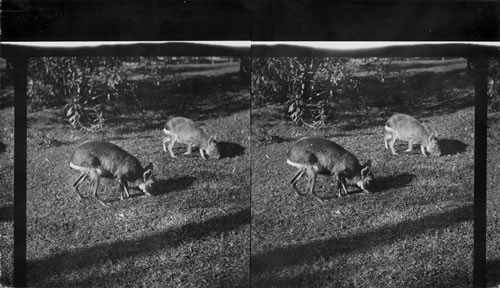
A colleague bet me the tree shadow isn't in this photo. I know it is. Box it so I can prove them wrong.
[95,71,249,135]
[375,173,417,192]
[217,141,246,159]
[105,116,164,135]
[438,139,467,156]
[327,70,474,132]
[135,73,249,122]
[251,205,472,278]
[28,207,250,286]
[487,259,500,287]
[0,203,13,222]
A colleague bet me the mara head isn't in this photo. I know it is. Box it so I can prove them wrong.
[426,132,441,156]
[138,162,156,196]
[205,136,221,159]
[356,160,375,193]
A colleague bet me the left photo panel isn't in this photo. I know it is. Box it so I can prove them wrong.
[0,58,14,286]
[24,53,251,287]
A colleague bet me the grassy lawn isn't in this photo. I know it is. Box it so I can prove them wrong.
[26,65,250,287]
[251,61,474,287]
[0,56,14,287]
[0,106,14,287]
[487,111,500,287]
[125,61,240,81]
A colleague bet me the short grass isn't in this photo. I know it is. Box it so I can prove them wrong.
[0,106,14,287]
[354,57,467,77]
[125,61,240,81]
[26,67,250,287]
[251,67,474,287]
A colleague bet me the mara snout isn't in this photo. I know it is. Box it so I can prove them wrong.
[69,140,155,207]
[384,113,441,157]
[162,117,220,160]
[286,137,375,203]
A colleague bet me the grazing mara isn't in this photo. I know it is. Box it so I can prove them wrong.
[384,113,441,156]
[286,137,375,203]
[69,140,155,207]
[162,117,220,160]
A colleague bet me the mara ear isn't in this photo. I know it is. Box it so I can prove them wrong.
[143,169,153,182]
[361,160,372,177]
[143,162,154,181]
[361,166,370,177]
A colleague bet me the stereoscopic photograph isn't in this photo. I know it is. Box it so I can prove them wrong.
[24,53,251,287]
[2,42,500,288]
[250,55,479,287]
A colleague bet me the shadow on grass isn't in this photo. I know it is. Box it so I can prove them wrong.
[151,176,197,196]
[322,173,415,198]
[0,204,13,222]
[218,142,246,159]
[487,259,500,287]
[0,142,6,154]
[251,205,473,286]
[28,207,250,286]
[123,176,197,198]
[438,139,467,156]
[288,173,416,201]
[375,173,417,192]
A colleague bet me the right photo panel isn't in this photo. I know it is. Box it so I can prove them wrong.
[251,55,476,287]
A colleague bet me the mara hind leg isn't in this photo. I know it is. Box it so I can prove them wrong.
[389,131,399,155]
[162,129,177,153]
[306,168,323,203]
[162,137,170,153]
[72,170,89,201]
[384,132,392,149]
[290,168,306,197]
[167,134,180,158]
[89,171,108,207]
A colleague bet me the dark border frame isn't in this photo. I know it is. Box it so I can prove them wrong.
[3,42,498,287]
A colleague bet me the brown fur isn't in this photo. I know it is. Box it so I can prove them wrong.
[69,141,155,207]
[287,137,374,203]
[162,117,220,160]
[384,114,441,156]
